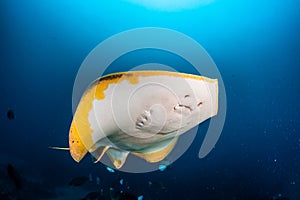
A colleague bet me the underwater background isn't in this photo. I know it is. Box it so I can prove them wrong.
[0,0,300,199]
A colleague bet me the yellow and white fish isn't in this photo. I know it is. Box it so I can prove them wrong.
[68,71,218,169]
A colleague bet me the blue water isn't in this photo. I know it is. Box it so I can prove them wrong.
[1,0,300,199]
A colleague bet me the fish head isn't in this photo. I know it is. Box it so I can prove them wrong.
[152,74,218,136]
[181,76,218,125]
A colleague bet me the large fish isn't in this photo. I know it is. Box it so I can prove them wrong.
[69,71,218,169]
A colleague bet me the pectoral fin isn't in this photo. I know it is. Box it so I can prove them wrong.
[91,146,110,163]
[106,148,129,169]
[69,121,88,162]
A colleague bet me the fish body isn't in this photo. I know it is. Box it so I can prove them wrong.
[69,176,88,186]
[7,109,15,120]
[6,164,22,190]
[69,71,218,169]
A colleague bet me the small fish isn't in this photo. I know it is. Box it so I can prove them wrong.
[106,166,115,173]
[119,179,124,185]
[89,173,93,182]
[69,176,88,186]
[137,195,144,200]
[96,176,100,185]
[7,109,15,120]
[6,164,22,190]
[158,165,167,172]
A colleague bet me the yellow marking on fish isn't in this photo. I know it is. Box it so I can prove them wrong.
[92,71,216,100]
[134,71,216,83]
[132,138,178,163]
[94,146,109,163]
[69,121,88,162]
[69,83,104,161]
[107,154,122,169]
[94,77,121,100]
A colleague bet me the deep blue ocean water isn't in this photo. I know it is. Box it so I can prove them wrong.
[0,0,300,199]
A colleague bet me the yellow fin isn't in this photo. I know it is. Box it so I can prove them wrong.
[69,121,88,162]
[106,148,129,169]
[132,137,178,163]
[91,146,110,163]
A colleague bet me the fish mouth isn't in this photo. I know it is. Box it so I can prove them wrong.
[176,104,193,112]
[174,98,203,112]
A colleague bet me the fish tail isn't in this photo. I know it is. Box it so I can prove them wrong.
[49,146,70,151]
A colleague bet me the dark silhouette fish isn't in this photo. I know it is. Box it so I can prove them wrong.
[69,176,88,186]
[6,164,22,190]
[110,190,138,200]
[6,109,15,120]
[81,192,104,200]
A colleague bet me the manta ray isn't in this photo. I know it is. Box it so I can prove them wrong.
[68,71,218,169]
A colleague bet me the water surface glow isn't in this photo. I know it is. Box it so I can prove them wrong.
[124,0,214,11]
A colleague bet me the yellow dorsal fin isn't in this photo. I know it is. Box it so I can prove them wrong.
[132,137,178,163]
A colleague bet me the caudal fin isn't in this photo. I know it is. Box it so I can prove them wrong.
[49,146,70,150]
